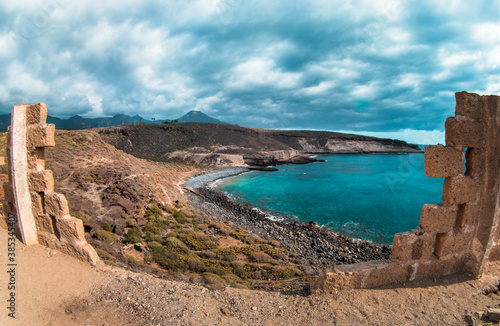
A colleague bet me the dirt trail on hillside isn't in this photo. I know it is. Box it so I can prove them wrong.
[1,227,500,325]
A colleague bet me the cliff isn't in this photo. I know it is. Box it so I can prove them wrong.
[97,123,421,166]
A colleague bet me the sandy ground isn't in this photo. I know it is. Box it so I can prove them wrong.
[1,226,500,326]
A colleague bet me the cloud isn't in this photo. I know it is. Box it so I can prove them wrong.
[0,0,498,142]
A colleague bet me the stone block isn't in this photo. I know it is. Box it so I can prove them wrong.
[27,147,46,170]
[416,255,465,278]
[29,170,54,193]
[26,103,48,125]
[424,145,464,178]
[442,175,481,204]
[485,95,500,118]
[445,116,485,148]
[456,203,479,228]
[45,193,70,217]
[310,261,382,293]
[76,243,100,266]
[392,230,435,261]
[34,213,54,234]
[365,262,413,288]
[420,204,458,234]
[30,191,44,216]
[434,229,473,257]
[455,92,484,120]
[465,148,484,177]
[55,214,86,242]
[27,123,55,148]
[37,232,60,249]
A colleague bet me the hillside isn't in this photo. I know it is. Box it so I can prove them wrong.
[97,123,421,166]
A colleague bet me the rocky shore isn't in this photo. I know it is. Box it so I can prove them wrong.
[184,169,391,274]
[183,167,251,188]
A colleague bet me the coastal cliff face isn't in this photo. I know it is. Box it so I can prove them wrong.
[98,123,421,166]
[297,138,420,153]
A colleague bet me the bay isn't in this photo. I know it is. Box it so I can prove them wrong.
[217,153,444,245]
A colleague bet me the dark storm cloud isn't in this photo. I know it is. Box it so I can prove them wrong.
[0,0,498,143]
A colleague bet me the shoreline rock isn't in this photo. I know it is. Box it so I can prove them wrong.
[186,186,391,273]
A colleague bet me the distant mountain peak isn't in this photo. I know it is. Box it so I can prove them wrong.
[177,111,227,124]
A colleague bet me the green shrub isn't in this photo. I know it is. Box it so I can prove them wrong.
[214,247,238,260]
[270,240,280,247]
[265,248,284,259]
[173,210,192,224]
[182,232,219,250]
[239,245,258,255]
[277,266,295,279]
[124,228,142,244]
[144,221,162,235]
[249,237,266,244]
[202,273,226,291]
[164,237,189,253]
[125,218,135,227]
[231,260,246,278]
[96,230,116,242]
[101,221,113,232]
[75,212,87,222]
[122,254,137,264]
[166,231,179,238]
[221,274,249,288]
[149,243,187,271]
[249,251,273,263]
[149,203,162,215]
[230,228,249,241]
[208,222,230,235]
[187,255,206,273]
[259,244,270,251]
[96,248,114,260]
[145,231,162,243]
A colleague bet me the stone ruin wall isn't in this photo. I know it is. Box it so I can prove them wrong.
[311,92,500,293]
[2,93,499,286]
[2,103,99,265]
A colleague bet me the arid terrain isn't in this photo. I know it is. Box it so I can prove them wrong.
[1,124,499,325]
[1,227,500,325]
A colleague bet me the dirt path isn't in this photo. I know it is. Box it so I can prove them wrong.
[1,226,500,325]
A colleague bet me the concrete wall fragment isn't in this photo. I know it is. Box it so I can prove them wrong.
[2,103,99,266]
[312,92,500,294]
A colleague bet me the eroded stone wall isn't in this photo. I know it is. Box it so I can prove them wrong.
[312,92,500,293]
[3,103,99,265]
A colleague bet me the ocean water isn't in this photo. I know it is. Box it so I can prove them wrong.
[218,154,444,245]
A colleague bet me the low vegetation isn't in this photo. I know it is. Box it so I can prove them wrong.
[87,201,306,290]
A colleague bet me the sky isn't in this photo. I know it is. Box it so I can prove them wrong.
[0,0,499,144]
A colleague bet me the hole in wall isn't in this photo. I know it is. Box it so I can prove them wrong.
[38,191,46,214]
[50,215,61,240]
[464,147,474,176]
[456,204,467,230]
[463,147,468,175]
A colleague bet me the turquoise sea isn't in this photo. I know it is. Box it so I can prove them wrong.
[218,153,444,245]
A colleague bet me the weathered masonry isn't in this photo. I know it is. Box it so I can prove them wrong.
[312,92,500,293]
[2,103,99,265]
